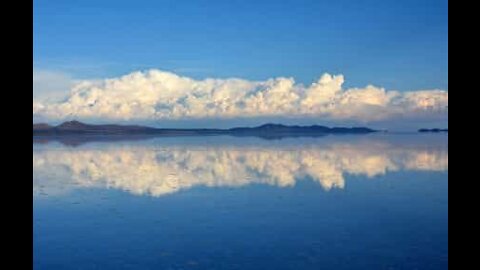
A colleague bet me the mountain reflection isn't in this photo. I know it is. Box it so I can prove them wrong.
[33,137,448,197]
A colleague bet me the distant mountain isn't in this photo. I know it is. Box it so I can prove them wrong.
[33,120,158,135]
[418,128,448,133]
[33,120,378,137]
[33,123,52,130]
[230,123,376,135]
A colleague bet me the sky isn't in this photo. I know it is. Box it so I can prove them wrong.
[33,0,448,130]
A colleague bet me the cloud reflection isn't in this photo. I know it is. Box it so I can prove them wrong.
[33,138,448,197]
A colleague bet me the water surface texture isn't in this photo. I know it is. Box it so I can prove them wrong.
[33,134,448,270]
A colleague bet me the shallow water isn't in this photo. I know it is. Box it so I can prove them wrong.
[33,134,448,269]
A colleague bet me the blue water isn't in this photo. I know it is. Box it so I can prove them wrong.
[33,134,448,269]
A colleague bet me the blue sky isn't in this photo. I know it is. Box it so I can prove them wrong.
[34,0,447,90]
[33,0,448,129]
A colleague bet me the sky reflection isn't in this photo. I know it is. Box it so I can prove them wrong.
[33,135,447,197]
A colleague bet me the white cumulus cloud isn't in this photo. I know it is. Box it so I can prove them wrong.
[33,69,448,122]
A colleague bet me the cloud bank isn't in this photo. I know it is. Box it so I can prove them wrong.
[33,70,75,103]
[33,69,448,122]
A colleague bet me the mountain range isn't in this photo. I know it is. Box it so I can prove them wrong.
[418,128,448,133]
[33,121,378,138]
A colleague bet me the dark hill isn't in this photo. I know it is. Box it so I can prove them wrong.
[418,128,448,133]
[33,120,378,137]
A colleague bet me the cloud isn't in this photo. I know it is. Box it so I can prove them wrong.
[33,69,448,122]
[33,70,75,103]
[33,138,448,197]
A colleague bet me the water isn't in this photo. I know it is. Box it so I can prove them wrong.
[33,134,448,269]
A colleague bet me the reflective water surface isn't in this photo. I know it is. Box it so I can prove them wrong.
[33,134,448,269]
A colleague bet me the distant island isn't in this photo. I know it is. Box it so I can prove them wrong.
[33,121,378,139]
[418,128,448,133]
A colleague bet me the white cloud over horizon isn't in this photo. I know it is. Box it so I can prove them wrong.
[33,70,76,103]
[33,69,448,123]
